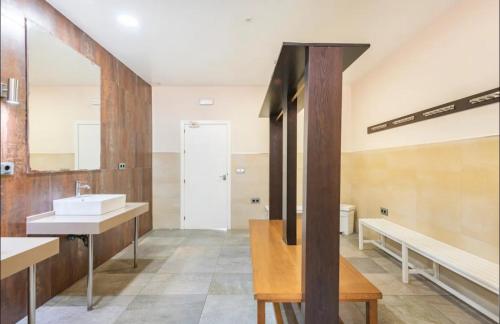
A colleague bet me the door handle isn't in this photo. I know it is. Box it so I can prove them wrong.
[220,174,227,181]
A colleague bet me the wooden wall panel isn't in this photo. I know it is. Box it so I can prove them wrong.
[0,1,153,323]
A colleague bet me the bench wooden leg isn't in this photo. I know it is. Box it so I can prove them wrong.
[272,303,284,324]
[257,301,266,324]
[366,300,377,324]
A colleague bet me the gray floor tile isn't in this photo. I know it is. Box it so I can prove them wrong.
[346,257,388,273]
[145,229,188,238]
[114,244,176,260]
[339,302,366,324]
[224,235,249,246]
[27,229,495,324]
[216,257,252,274]
[220,246,250,258]
[372,256,403,274]
[116,294,206,324]
[140,235,186,246]
[209,273,253,295]
[140,273,213,295]
[182,236,226,246]
[199,295,276,324]
[62,273,154,296]
[17,305,126,324]
[96,258,165,274]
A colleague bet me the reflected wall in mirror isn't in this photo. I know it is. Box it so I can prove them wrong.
[27,21,101,172]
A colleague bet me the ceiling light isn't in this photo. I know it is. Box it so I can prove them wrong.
[117,14,139,27]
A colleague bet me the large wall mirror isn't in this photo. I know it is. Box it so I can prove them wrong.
[27,21,101,172]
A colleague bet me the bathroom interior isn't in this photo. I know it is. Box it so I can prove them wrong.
[0,0,499,323]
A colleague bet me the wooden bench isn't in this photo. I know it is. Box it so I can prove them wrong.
[250,219,382,324]
[359,218,499,323]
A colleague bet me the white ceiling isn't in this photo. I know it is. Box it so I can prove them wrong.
[47,0,459,86]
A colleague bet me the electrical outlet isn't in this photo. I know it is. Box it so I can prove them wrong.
[251,198,261,204]
[118,162,126,170]
[380,207,389,216]
[1,162,14,175]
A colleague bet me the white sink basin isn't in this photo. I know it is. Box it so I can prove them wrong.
[53,194,126,216]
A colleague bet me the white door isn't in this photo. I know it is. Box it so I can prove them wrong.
[75,122,100,170]
[182,122,230,229]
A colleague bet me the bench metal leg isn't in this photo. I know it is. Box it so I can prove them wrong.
[359,223,364,250]
[366,300,378,324]
[257,301,266,324]
[87,234,94,311]
[433,262,439,279]
[402,242,408,283]
[134,216,139,268]
[272,303,283,324]
[28,264,36,324]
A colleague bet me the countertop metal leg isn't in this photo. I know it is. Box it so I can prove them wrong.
[134,217,139,268]
[28,264,36,324]
[87,234,94,311]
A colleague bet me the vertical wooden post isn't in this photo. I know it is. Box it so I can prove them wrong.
[269,114,283,220]
[282,98,297,244]
[301,46,343,323]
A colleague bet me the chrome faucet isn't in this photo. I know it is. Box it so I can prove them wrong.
[75,180,91,197]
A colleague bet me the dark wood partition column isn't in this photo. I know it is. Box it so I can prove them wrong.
[282,98,297,244]
[269,114,283,220]
[301,46,343,323]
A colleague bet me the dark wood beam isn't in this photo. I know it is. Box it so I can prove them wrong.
[282,97,297,245]
[301,46,343,323]
[269,114,283,220]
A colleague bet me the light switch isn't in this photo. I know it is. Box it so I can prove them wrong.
[236,168,246,174]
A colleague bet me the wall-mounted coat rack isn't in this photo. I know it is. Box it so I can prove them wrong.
[367,87,499,134]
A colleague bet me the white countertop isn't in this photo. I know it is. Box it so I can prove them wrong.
[26,202,149,235]
[1,237,59,280]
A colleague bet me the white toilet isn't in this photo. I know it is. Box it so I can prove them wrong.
[340,204,356,235]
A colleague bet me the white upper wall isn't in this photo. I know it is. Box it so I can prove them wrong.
[350,0,499,152]
[153,86,353,154]
[153,86,268,153]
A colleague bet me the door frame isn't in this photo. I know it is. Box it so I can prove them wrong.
[74,121,100,170]
[180,120,231,230]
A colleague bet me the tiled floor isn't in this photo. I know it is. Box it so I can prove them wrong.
[19,230,495,324]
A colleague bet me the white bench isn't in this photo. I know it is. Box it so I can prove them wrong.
[358,218,499,323]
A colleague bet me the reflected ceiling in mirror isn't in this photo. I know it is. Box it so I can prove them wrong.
[27,21,101,172]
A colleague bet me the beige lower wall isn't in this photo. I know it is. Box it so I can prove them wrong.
[153,136,499,263]
[153,152,271,229]
[153,152,352,229]
[29,153,74,171]
[344,135,499,263]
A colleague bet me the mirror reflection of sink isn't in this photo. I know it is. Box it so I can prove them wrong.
[53,194,126,215]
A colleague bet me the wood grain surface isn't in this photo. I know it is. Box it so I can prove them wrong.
[1,1,152,322]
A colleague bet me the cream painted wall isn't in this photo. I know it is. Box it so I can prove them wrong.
[29,86,100,153]
[350,0,499,152]
[152,86,353,229]
[343,1,500,309]
[153,86,268,154]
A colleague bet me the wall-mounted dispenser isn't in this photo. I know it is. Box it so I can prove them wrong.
[0,78,20,105]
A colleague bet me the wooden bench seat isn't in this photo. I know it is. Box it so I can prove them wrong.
[250,219,382,324]
[359,218,499,323]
